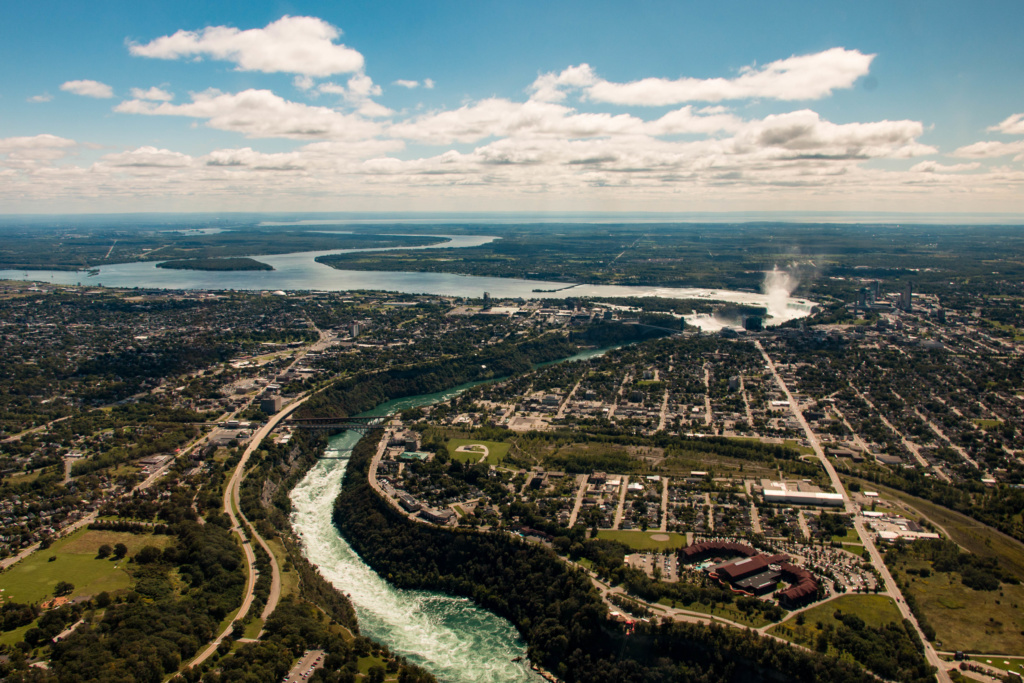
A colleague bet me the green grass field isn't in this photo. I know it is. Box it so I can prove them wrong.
[770,594,903,646]
[266,538,299,600]
[896,559,1024,654]
[0,528,171,604]
[657,596,772,628]
[969,656,1024,676]
[596,530,688,551]
[831,528,862,545]
[447,439,510,465]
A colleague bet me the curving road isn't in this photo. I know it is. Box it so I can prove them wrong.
[186,393,310,671]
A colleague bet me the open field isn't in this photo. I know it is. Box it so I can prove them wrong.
[447,438,510,465]
[0,528,171,604]
[850,478,1024,581]
[895,558,1024,654]
[770,594,903,642]
[656,596,772,628]
[267,538,299,600]
[597,530,688,551]
[831,528,862,545]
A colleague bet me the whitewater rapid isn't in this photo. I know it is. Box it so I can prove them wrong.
[290,430,541,683]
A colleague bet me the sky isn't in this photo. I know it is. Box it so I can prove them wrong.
[1,0,1023,216]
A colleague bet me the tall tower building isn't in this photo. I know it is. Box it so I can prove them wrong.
[901,282,913,311]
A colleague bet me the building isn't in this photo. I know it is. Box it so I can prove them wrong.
[680,540,757,562]
[419,507,456,525]
[260,394,284,414]
[743,315,763,331]
[901,281,913,311]
[776,563,819,608]
[761,481,844,507]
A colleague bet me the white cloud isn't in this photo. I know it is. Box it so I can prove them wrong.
[315,75,392,118]
[531,48,874,105]
[909,161,981,173]
[27,93,53,103]
[115,88,382,140]
[60,79,114,98]
[100,146,193,167]
[129,15,364,77]
[529,64,598,102]
[988,113,1024,135]
[129,86,174,101]
[953,139,1024,160]
[0,134,76,156]
[0,134,77,170]
[423,78,435,89]
[729,110,933,159]
[393,79,421,89]
[293,75,316,91]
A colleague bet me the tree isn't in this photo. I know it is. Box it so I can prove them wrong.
[54,581,74,597]
[135,545,163,564]
[97,544,113,559]
[113,543,128,559]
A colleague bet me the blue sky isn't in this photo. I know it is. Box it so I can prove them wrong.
[1,0,1022,215]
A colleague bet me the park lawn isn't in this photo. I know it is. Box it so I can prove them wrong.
[596,530,688,551]
[657,596,772,628]
[897,560,1024,654]
[4,469,45,486]
[842,544,865,556]
[243,618,263,639]
[447,439,510,465]
[267,538,299,600]
[831,528,862,545]
[973,656,1024,676]
[0,528,172,604]
[356,655,395,679]
[771,595,902,640]
[0,621,36,647]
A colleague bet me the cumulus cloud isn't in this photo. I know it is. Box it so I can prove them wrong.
[60,79,114,98]
[129,86,174,101]
[988,113,1024,135]
[0,134,77,170]
[115,88,382,140]
[953,139,1024,160]
[909,161,981,173]
[128,16,364,77]
[729,110,934,159]
[393,79,421,89]
[27,93,53,103]
[531,48,874,105]
[0,134,77,156]
[100,146,193,167]
[313,74,392,117]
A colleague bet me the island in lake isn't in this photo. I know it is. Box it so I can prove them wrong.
[156,257,274,271]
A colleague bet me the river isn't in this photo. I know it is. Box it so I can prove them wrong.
[289,346,617,683]
[0,232,814,327]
